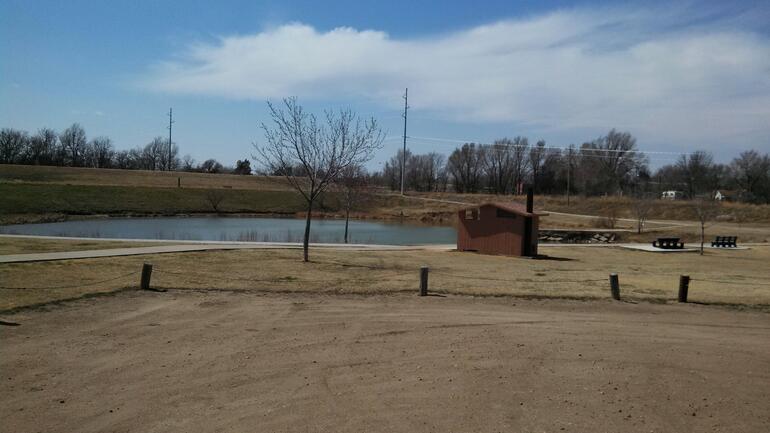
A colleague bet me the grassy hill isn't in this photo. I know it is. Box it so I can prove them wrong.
[0,164,293,190]
[0,165,323,224]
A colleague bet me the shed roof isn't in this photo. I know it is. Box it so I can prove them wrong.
[460,202,548,217]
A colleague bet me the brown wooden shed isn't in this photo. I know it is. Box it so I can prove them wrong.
[456,198,547,257]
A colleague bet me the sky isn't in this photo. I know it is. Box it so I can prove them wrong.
[2,0,769,170]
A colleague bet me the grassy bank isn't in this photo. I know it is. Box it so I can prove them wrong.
[0,164,293,191]
[0,183,320,223]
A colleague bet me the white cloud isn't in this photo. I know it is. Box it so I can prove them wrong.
[143,6,770,151]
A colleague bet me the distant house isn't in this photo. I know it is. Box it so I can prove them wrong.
[661,190,684,200]
[456,192,547,257]
[714,190,735,201]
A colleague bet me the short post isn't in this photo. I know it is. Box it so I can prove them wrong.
[177,177,181,188]
[609,273,620,300]
[419,266,429,296]
[678,275,690,303]
[140,263,153,290]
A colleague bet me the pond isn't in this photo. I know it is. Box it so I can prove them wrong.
[0,217,457,245]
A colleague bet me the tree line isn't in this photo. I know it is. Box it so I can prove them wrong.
[0,124,252,175]
[3,123,769,203]
[375,129,770,204]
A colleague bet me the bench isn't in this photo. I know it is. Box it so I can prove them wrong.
[652,237,684,249]
[711,236,738,248]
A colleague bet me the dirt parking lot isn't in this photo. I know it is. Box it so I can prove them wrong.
[2,290,769,432]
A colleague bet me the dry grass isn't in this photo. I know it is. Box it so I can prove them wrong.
[385,191,770,224]
[0,164,293,191]
[2,241,769,311]
[0,237,158,255]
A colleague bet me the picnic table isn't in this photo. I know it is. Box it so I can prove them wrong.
[652,237,684,249]
[711,236,738,248]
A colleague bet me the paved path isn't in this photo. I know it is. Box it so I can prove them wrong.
[1,234,762,263]
[0,235,455,263]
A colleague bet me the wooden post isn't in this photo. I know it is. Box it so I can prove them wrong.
[177,177,181,188]
[419,266,429,296]
[609,273,620,300]
[678,275,690,303]
[140,263,153,290]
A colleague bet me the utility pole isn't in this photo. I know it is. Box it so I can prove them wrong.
[167,108,175,171]
[401,88,409,196]
[566,145,572,206]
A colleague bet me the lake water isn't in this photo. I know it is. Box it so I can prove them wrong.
[0,217,457,245]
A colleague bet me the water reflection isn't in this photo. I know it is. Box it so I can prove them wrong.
[0,217,456,245]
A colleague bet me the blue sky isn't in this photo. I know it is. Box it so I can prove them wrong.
[2,0,769,169]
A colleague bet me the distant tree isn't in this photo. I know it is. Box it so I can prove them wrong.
[729,150,770,203]
[0,128,29,164]
[181,154,196,171]
[537,147,563,194]
[255,97,383,262]
[337,164,369,243]
[59,123,87,166]
[233,158,252,175]
[448,143,484,193]
[113,150,133,169]
[581,129,647,195]
[158,142,179,171]
[383,149,411,191]
[510,136,530,194]
[199,158,223,173]
[142,137,166,170]
[676,151,718,198]
[26,128,58,165]
[88,136,114,168]
[483,139,514,194]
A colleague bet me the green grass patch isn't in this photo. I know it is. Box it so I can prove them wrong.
[0,183,315,216]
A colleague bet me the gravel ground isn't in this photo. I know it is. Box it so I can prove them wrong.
[1,290,769,432]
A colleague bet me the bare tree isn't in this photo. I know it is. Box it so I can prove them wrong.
[448,143,484,193]
[142,137,166,170]
[483,139,514,194]
[693,198,719,255]
[205,189,226,213]
[510,136,530,194]
[88,136,114,168]
[337,164,369,243]
[632,197,654,234]
[59,123,87,166]
[255,98,383,262]
[676,151,718,198]
[199,158,223,173]
[181,154,196,171]
[0,128,29,164]
[581,129,647,195]
[26,128,58,165]
[158,142,180,171]
[729,150,770,203]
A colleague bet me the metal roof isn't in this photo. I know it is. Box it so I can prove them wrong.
[460,201,548,217]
